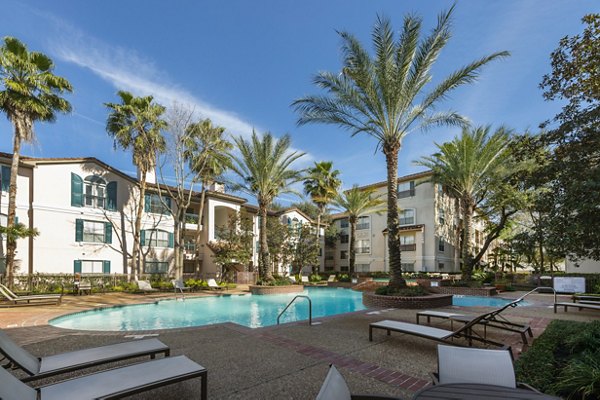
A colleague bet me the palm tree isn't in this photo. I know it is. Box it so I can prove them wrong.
[293,9,509,287]
[230,131,305,282]
[415,125,511,280]
[303,161,341,241]
[334,185,384,276]
[105,91,167,278]
[0,37,72,288]
[185,119,232,274]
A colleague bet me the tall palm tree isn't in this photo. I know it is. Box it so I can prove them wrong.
[186,119,232,274]
[105,91,167,278]
[0,37,72,288]
[230,131,305,282]
[334,186,384,276]
[303,161,341,241]
[415,125,511,280]
[293,9,508,287]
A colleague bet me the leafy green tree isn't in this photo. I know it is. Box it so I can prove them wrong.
[287,222,321,275]
[230,132,304,282]
[416,126,512,280]
[105,91,167,278]
[293,9,508,287]
[266,215,292,274]
[533,14,600,260]
[287,200,320,220]
[185,118,232,274]
[334,185,384,276]
[0,37,72,288]
[304,161,341,241]
[207,210,253,282]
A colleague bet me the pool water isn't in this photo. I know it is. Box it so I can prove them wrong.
[452,295,528,307]
[50,287,366,331]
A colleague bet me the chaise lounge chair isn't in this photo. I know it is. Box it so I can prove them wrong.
[136,279,158,294]
[369,309,508,349]
[327,275,336,283]
[0,355,208,400]
[430,344,541,392]
[207,278,224,290]
[0,329,169,381]
[301,275,310,284]
[416,298,533,344]
[0,283,62,306]
[316,364,401,400]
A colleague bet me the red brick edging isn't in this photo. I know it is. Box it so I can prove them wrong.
[362,292,453,309]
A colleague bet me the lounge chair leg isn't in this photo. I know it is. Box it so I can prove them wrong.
[151,354,155,359]
[387,329,391,336]
[201,371,208,400]
[369,326,373,341]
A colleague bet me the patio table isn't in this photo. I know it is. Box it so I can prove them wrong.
[413,383,560,399]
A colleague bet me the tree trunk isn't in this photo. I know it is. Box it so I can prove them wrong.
[194,185,207,276]
[258,202,272,282]
[348,216,356,276]
[174,207,184,279]
[132,170,147,280]
[5,130,22,290]
[384,146,406,288]
[461,198,474,281]
[453,198,461,272]
[316,211,322,274]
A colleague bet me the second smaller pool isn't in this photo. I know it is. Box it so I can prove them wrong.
[452,295,528,307]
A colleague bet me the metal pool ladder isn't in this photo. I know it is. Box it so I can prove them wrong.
[277,295,312,325]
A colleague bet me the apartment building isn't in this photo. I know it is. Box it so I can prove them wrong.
[0,152,321,278]
[325,171,488,274]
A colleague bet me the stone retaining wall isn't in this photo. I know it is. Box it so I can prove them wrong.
[363,292,453,309]
[249,285,304,295]
[428,286,497,297]
[327,282,354,288]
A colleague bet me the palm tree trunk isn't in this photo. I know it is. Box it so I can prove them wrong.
[453,198,461,272]
[5,129,22,290]
[384,146,406,288]
[258,202,272,281]
[461,198,474,281]
[133,171,147,280]
[349,217,356,276]
[195,185,207,276]
[174,208,183,278]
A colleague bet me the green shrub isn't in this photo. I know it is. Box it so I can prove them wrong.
[515,320,600,399]
[338,274,351,282]
[375,285,428,297]
[309,274,322,282]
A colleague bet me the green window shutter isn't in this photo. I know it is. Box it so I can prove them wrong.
[1,166,10,192]
[75,219,83,242]
[168,232,174,248]
[140,229,146,246]
[71,173,83,207]
[14,216,19,225]
[104,222,112,244]
[164,197,171,214]
[106,181,117,211]
[144,194,150,212]
[74,260,82,274]
[102,260,111,274]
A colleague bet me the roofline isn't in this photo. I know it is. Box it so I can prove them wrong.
[354,170,432,192]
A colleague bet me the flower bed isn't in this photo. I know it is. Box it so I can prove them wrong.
[249,285,304,295]
[363,291,453,309]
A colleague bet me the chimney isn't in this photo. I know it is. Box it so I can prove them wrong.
[138,168,156,185]
[208,182,225,193]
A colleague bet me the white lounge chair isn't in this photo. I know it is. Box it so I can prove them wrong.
[432,344,540,392]
[172,279,191,292]
[327,275,336,283]
[136,280,158,294]
[289,276,297,284]
[0,283,62,306]
[301,275,309,284]
[207,278,224,290]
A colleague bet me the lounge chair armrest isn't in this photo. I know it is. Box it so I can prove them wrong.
[517,382,542,393]
[351,395,403,399]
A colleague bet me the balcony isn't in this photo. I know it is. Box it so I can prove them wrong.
[400,244,416,252]
[356,247,371,254]
[185,213,200,230]
[356,223,370,230]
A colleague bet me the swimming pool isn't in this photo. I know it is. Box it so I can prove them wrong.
[452,295,528,307]
[50,287,366,331]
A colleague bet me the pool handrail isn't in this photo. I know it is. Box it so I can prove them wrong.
[277,295,312,326]
[515,286,556,304]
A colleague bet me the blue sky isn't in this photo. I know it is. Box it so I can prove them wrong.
[0,0,596,205]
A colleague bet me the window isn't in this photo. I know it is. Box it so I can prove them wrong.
[401,262,415,272]
[397,181,415,198]
[438,263,445,270]
[438,208,445,224]
[340,250,348,260]
[142,229,172,248]
[340,234,349,244]
[84,175,106,208]
[340,218,349,228]
[0,165,10,192]
[355,264,370,273]
[438,238,445,252]
[355,239,370,254]
[75,219,112,244]
[325,252,335,261]
[144,261,169,274]
[356,216,370,230]
[340,266,349,272]
[399,209,415,225]
[399,234,416,251]
[184,238,196,252]
[145,193,171,214]
[73,260,110,274]
[438,184,444,196]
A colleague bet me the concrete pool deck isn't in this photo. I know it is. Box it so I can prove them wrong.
[1,290,597,399]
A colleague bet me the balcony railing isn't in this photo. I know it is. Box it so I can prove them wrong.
[398,189,415,199]
[185,213,199,224]
[356,247,371,254]
[356,223,370,230]
[400,244,416,251]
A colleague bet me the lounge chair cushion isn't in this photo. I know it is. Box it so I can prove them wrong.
[0,330,41,374]
[316,365,352,400]
[371,320,452,340]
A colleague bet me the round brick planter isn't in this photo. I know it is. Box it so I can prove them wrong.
[249,285,305,295]
[362,291,453,309]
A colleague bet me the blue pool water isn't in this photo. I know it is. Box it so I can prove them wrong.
[50,287,366,331]
[452,295,528,307]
